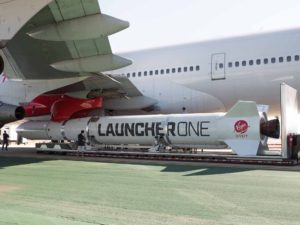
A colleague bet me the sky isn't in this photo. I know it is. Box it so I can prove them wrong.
[100,0,300,53]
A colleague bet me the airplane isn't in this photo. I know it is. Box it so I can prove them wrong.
[0,0,299,131]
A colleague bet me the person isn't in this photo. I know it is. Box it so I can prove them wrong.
[77,130,86,151]
[2,130,9,151]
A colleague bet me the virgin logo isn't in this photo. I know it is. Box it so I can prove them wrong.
[234,120,249,134]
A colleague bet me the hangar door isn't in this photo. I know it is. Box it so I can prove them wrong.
[211,53,226,80]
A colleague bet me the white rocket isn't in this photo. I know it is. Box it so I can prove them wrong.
[17,101,279,156]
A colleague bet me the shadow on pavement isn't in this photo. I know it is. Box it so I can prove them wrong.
[0,157,51,169]
[0,155,254,176]
[161,164,253,176]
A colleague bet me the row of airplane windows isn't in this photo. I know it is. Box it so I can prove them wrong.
[124,65,200,78]
[123,55,299,78]
[224,55,300,69]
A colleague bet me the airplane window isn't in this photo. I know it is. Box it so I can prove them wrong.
[127,73,130,78]
[132,72,136,77]
[166,69,170,74]
[256,59,261,65]
[228,62,233,68]
[150,71,153,76]
[242,61,246,66]
[138,72,142,77]
[249,60,254,66]
[172,68,176,73]
[218,64,223,69]
[279,57,284,63]
[178,68,182,73]
[271,58,276,63]
[184,67,188,72]
[190,66,194,71]
[295,55,300,61]
[161,69,164,74]
[155,70,159,75]
[196,65,200,71]
[144,71,147,76]
[235,61,239,67]
[287,56,292,62]
[264,58,268,64]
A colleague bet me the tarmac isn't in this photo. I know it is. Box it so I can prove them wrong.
[0,147,300,225]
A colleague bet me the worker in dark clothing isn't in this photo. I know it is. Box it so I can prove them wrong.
[77,130,86,151]
[2,130,9,151]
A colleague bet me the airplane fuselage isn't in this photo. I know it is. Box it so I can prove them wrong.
[113,28,300,115]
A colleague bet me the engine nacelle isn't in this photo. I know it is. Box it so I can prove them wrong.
[25,95,103,122]
[0,103,25,127]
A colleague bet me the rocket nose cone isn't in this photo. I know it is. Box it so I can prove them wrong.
[260,118,280,139]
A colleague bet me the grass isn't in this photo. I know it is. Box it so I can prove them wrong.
[0,157,300,225]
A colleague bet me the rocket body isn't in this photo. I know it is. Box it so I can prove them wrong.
[17,101,279,156]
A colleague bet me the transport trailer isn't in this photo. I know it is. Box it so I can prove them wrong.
[35,148,298,166]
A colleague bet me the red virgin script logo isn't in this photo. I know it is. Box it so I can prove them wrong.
[234,120,249,134]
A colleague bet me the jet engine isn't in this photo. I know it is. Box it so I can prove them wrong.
[0,103,25,128]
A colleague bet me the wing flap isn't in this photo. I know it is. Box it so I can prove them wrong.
[51,54,132,73]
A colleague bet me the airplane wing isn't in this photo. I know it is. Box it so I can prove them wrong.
[1,0,157,111]
[3,0,131,79]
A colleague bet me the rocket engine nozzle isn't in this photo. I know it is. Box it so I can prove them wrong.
[260,118,280,139]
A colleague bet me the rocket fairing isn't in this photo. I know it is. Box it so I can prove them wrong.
[17,101,280,156]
